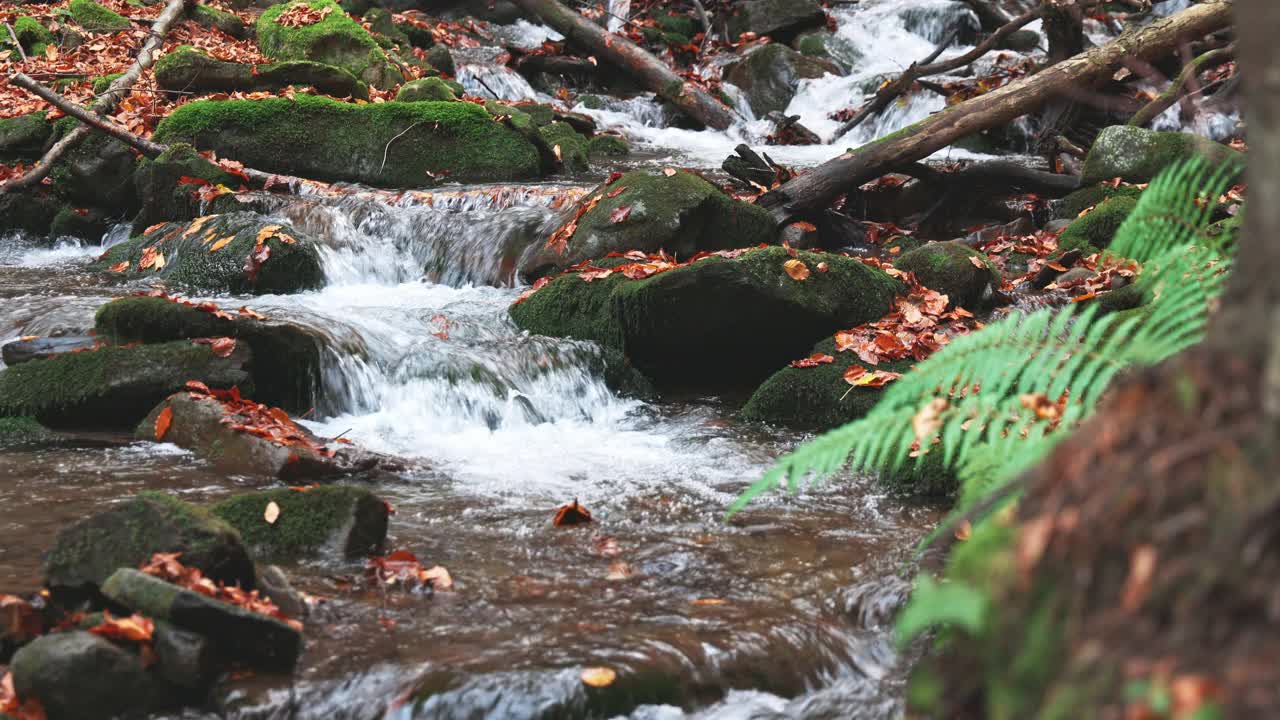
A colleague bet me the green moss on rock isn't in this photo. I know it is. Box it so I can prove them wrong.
[0,416,56,446]
[257,0,398,89]
[0,341,252,428]
[69,0,132,33]
[1080,125,1244,186]
[131,142,243,229]
[395,76,457,102]
[192,3,248,39]
[741,336,912,431]
[154,96,542,186]
[1060,181,1144,219]
[1058,196,1138,255]
[91,72,124,95]
[13,16,56,54]
[212,485,388,558]
[156,45,368,99]
[539,121,589,171]
[587,134,629,157]
[894,241,999,309]
[0,112,51,162]
[43,491,254,593]
[91,212,324,295]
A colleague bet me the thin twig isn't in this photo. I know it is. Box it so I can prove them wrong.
[5,22,28,64]
[380,121,423,174]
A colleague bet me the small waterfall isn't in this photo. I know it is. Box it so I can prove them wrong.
[457,63,544,101]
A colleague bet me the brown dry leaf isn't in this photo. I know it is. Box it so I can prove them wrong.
[184,215,214,238]
[108,261,130,273]
[154,405,174,441]
[1120,544,1157,612]
[1016,514,1055,579]
[662,167,677,177]
[264,501,281,525]
[553,144,563,162]
[581,667,617,687]
[692,598,728,606]
[816,261,829,273]
[789,221,817,232]
[606,561,632,581]
[954,520,972,541]
[912,398,949,443]
[783,259,810,281]
[1169,675,1222,716]
[139,246,166,271]
[421,565,453,590]
[1,595,42,645]
[208,236,234,252]
[968,256,985,268]
[553,499,593,527]
[790,353,834,368]
[209,337,237,358]
[88,611,154,644]
[256,225,282,244]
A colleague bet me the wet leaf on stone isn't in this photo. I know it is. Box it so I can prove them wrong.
[581,667,617,687]
[790,353,834,368]
[88,611,154,644]
[264,501,280,525]
[108,261,130,273]
[154,405,174,441]
[553,499,593,527]
[208,236,234,252]
[609,206,632,224]
[783,259,810,281]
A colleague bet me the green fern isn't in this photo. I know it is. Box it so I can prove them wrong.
[730,156,1239,518]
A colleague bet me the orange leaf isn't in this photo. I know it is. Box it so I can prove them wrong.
[581,667,617,687]
[553,499,593,527]
[154,405,174,441]
[790,353,834,368]
[662,167,677,177]
[969,256,985,268]
[88,611,154,644]
[783,259,810,281]
[208,236,234,252]
[790,221,817,232]
[108,261,130,273]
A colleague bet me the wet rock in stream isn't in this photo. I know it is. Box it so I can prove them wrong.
[10,631,172,720]
[212,485,390,560]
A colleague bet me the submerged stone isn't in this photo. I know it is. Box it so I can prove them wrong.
[153,96,544,186]
[0,340,251,429]
[43,491,255,595]
[90,212,325,295]
[212,485,389,559]
[517,170,778,279]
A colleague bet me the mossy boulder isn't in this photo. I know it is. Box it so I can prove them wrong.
[1060,181,1144,219]
[587,134,629,157]
[1079,125,1244,186]
[192,3,249,39]
[395,76,457,101]
[724,0,826,42]
[95,295,323,412]
[426,43,454,76]
[12,17,56,56]
[0,341,252,429]
[48,129,138,210]
[0,112,51,162]
[69,0,132,33]
[131,142,244,230]
[43,491,255,594]
[155,45,368,98]
[154,96,543,186]
[517,170,778,279]
[90,212,325,295]
[723,42,839,116]
[102,569,302,670]
[742,337,912,431]
[894,241,999,309]
[0,416,56,447]
[257,0,399,89]
[1057,196,1138,254]
[540,121,589,171]
[11,631,170,720]
[511,247,902,386]
[0,190,59,236]
[212,485,389,559]
[137,392,392,479]
[91,72,124,95]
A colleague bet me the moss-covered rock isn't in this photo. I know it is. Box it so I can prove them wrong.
[539,121,589,171]
[90,212,325,295]
[1060,181,1144,219]
[742,337,912,431]
[11,631,170,720]
[212,485,388,559]
[512,247,902,386]
[91,72,124,95]
[1079,125,1244,186]
[69,0,132,33]
[43,491,255,594]
[257,0,399,89]
[0,341,252,428]
[587,134,629,157]
[0,112,51,162]
[48,128,138,210]
[0,190,59,236]
[155,46,368,99]
[102,569,302,670]
[95,295,322,412]
[426,43,454,76]
[395,76,457,102]
[894,241,999,309]
[12,16,56,55]
[154,96,543,186]
[723,42,839,116]
[192,3,249,39]
[517,170,778,278]
[49,205,111,241]
[724,0,826,42]
[1057,196,1138,254]
[131,142,244,230]
[0,416,57,447]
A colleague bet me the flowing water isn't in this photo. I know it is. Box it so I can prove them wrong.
[0,1,1223,717]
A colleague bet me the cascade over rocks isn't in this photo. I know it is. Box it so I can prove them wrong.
[517,170,778,279]
[91,212,325,296]
[212,485,390,559]
[511,247,902,386]
[153,96,545,186]
[723,43,841,117]
[43,491,255,595]
[0,340,252,429]
[1080,125,1244,186]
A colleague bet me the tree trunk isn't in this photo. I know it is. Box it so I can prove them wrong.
[757,0,1234,224]
[508,0,739,130]
[1042,0,1085,64]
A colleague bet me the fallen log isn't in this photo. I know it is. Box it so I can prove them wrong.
[1128,43,1235,127]
[508,0,738,130]
[757,0,1234,224]
[0,0,194,195]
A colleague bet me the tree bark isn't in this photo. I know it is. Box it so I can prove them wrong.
[758,0,1234,224]
[1042,0,1086,64]
[508,0,739,130]
[0,0,193,195]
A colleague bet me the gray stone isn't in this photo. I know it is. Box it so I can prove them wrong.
[11,631,167,720]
